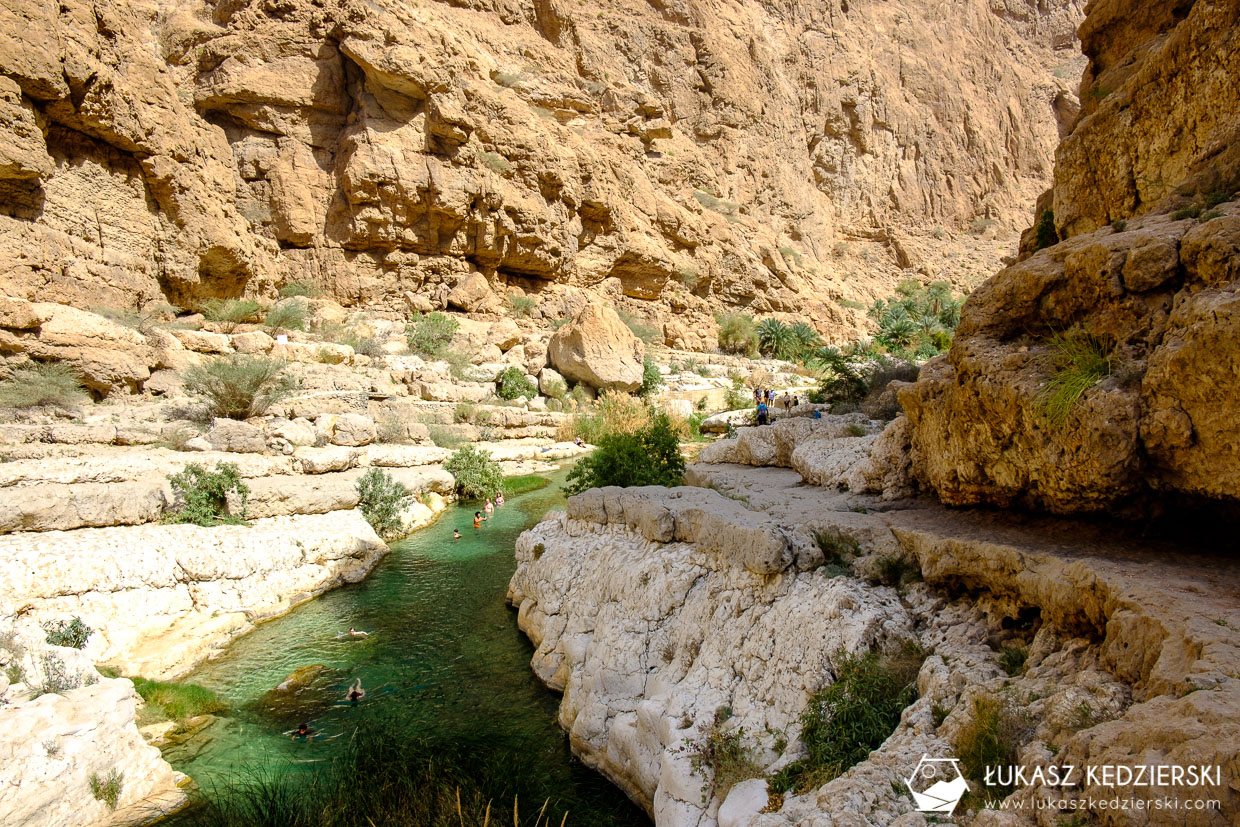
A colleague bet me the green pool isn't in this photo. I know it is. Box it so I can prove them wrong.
[168,472,647,825]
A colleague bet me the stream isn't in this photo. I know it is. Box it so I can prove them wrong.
[166,470,648,825]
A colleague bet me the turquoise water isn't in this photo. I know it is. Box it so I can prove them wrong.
[168,474,647,825]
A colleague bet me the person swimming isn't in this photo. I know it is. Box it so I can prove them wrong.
[495,493,505,506]
[453,529,462,539]
[292,722,316,741]
[484,498,494,514]
[473,511,486,528]
[345,678,365,704]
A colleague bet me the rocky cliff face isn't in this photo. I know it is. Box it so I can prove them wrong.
[0,0,1082,346]
[898,0,1240,514]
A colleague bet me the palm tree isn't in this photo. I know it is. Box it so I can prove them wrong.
[756,318,793,357]
[789,322,822,357]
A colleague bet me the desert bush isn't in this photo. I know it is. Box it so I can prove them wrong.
[684,707,763,800]
[508,292,536,317]
[263,299,307,334]
[813,529,858,577]
[542,375,568,402]
[559,391,650,443]
[201,298,261,333]
[956,695,1032,799]
[616,309,659,344]
[132,677,228,722]
[565,411,685,495]
[497,366,538,400]
[444,446,504,500]
[164,463,249,526]
[355,467,413,540]
[692,188,739,217]
[716,312,759,357]
[723,376,749,410]
[89,769,124,810]
[426,425,467,449]
[998,643,1028,677]
[33,652,93,696]
[182,355,298,420]
[278,282,320,298]
[1032,209,1059,251]
[454,402,477,424]
[638,357,661,398]
[870,554,920,588]
[0,362,88,410]
[43,617,93,650]
[375,413,410,444]
[770,645,924,794]
[675,268,700,290]
[405,312,459,357]
[1039,330,1111,426]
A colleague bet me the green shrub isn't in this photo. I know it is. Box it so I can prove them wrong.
[34,652,90,695]
[867,280,961,359]
[478,150,511,174]
[164,463,249,526]
[616,309,659,344]
[716,312,759,356]
[1039,330,1111,426]
[454,402,477,423]
[43,617,93,649]
[263,300,307,334]
[685,707,763,800]
[182,355,298,420]
[89,769,124,810]
[724,376,749,410]
[375,414,410,444]
[501,474,550,496]
[1032,209,1059,251]
[543,375,568,402]
[998,643,1028,677]
[565,411,685,495]
[405,312,459,357]
[132,677,228,721]
[1111,219,1127,232]
[201,298,261,333]
[444,446,504,500]
[956,695,1030,800]
[497,366,538,400]
[675,268,700,290]
[278,282,320,298]
[638,357,661,398]
[770,645,924,794]
[559,391,651,444]
[355,468,413,540]
[813,529,857,577]
[871,554,920,588]
[1172,204,1203,221]
[508,293,536,317]
[0,362,88,410]
[426,425,466,449]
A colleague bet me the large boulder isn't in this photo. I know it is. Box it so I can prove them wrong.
[547,305,644,392]
[446,272,492,312]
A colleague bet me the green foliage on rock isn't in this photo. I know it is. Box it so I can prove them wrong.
[444,446,504,501]
[164,463,250,526]
[868,279,961,358]
[496,366,537,400]
[685,707,763,800]
[1032,209,1059,251]
[0,362,88,410]
[263,300,308,334]
[1039,330,1112,427]
[565,411,685,495]
[405,312,459,357]
[182,355,298,420]
[89,769,124,810]
[132,677,228,722]
[42,617,93,649]
[355,467,413,540]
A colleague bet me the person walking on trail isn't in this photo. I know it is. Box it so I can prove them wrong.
[756,402,769,426]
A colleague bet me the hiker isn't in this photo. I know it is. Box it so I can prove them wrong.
[752,387,761,405]
[756,402,769,426]
[574,436,585,447]
[345,679,365,705]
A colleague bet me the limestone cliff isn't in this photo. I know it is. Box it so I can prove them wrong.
[898,0,1240,513]
[0,0,1083,347]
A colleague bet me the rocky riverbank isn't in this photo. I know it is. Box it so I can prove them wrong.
[508,417,1240,826]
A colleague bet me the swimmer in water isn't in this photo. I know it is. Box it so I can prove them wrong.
[345,678,365,704]
[292,722,316,741]
[484,498,494,514]
[473,511,486,528]
[495,493,505,506]
[453,529,462,539]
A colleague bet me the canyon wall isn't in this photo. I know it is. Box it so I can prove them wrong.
[898,0,1240,514]
[0,0,1083,347]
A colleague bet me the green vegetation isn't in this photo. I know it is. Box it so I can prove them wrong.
[1172,204,1203,221]
[723,376,749,410]
[89,769,124,810]
[685,707,763,800]
[426,425,467,449]
[42,617,93,649]
[182,354,298,420]
[164,463,250,526]
[405,312,460,358]
[559,391,651,444]
[132,677,228,722]
[201,298,262,333]
[1032,209,1059,252]
[1039,330,1112,426]
[754,318,823,361]
[496,366,538,400]
[278,282,321,298]
[1111,219,1127,232]
[478,151,512,174]
[355,468,414,540]
[263,299,308,334]
[956,695,1030,800]
[34,652,91,695]
[508,292,536,317]
[616,309,659,344]
[813,529,858,578]
[716,312,759,357]
[376,413,411,444]
[692,188,739,217]
[870,554,920,588]
[998,643,1028,677]
[770,645,924,794]
[444,446,504,500]
[565,411,685,495]
[867,279,961,358]
[638,357,661,398]
[0,362,88,410]
[675,268,700,290]
[501,475,550,497]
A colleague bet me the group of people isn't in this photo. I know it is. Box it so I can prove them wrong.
[453,493,506,537]
[753,388,801,425]
[291,678,367,741]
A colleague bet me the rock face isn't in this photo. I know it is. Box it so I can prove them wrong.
[548,304,644,392]
[0,0,1083,335]
[898,0,1240,513]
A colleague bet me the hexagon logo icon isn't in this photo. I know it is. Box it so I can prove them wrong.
[905,755,968,814]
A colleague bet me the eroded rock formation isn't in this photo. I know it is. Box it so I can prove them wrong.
[0,0,1083,342]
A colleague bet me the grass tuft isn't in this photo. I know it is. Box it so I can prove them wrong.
[1039,331,1111,427]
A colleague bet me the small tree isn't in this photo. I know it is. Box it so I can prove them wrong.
[182,355,298,420]
[638,357,661,398]
[444,446,504,500]
[356,467,413,540]
[716,312,759,357]
[565,411,685,494]
[164,463,249,526]
[496,366,537,400]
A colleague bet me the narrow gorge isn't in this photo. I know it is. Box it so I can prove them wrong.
[1,0,1237,825]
